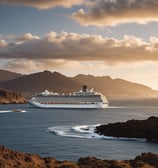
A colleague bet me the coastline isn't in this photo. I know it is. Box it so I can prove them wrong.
[1,101,157,167]
[0,88,26,104]
[95,116,158,142]
[0,145,158,168]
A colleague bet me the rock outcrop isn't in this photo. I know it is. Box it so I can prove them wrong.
[0,145,158,168]
[0,88,26,104]
[0,145,78,168]
[95,116,158,141]
[79,152,158,168]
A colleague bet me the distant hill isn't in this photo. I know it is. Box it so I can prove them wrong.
[0,70,157,99]
[72,74,158,99]
[0,70,81,98]
[0,69,23,82]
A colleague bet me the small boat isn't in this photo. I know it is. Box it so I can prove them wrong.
[12,108,25,112]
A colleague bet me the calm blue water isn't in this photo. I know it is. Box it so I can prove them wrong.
[0,99,158,161]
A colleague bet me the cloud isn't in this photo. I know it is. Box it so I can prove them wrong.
[0,0,84,9]
[1,32,158,65]
[3,59,86,74]
[72,0,158,26]
[0,40,7,47]
[3,59,40,73]
[17,33,40,42]
[0,33,39,44]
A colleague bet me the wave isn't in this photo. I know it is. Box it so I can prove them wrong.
[0,110,26,113]
[108,106,125,108]
[47,124,145,141]
[48,124,101,139]
[0,110,12,113]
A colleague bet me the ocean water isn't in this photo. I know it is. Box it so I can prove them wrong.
[0,99,158,161]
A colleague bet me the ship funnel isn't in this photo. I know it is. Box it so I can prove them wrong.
[82,85,87,92]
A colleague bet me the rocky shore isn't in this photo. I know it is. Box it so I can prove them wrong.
[0,88,26,104]
[0,145,158,168]
[95,116,158,141]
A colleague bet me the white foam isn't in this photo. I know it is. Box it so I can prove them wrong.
[107,106,125,108]
[47,124,146,141]
[0,110,12,113]
[48,124,111,139]
[0,110,26,113]
[20,110,26,113]
[48,126,85,138]
[72,124,99,134]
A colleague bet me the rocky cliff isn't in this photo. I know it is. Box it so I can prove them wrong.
[0,88,26,104]
[95,116,158,141]
[0,145,158,168]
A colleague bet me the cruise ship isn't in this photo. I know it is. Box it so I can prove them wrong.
[29,85,108,109]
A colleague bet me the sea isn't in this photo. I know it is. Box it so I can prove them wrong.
[0,98,158,161]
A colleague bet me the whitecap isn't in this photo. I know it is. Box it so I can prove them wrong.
[20,110,26,113]
[0,110,26,113]
[107,106,125,108]
[47,124,146,142]
[47,124,114,139]
[0,110,12,113]
[72,124,99,134]
[47,126,85,138]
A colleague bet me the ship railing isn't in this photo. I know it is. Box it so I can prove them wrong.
[38,101,101,105]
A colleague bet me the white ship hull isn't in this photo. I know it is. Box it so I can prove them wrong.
[29,86,109,109]
[29,101,108,109]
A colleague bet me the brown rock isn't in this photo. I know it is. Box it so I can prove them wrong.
[0,145,78,168]
[95,116,158,141]
[0,88,26,104]
[78,157,131,168]
[0,145,158,168]
[131,152,158,168]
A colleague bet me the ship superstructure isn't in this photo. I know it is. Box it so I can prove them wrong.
[29,85,108,109]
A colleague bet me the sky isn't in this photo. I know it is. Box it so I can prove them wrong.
[1,0,158,89]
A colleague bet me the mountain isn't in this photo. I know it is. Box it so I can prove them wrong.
[0,70,81,98]
[0,69,23,82]
[0,70,157,99]
[72,74,158,99]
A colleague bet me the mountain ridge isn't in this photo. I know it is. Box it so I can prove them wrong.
[0,70,157,99]
[0,70,81,98]
[0,69,23,81]
[72,74,158,98]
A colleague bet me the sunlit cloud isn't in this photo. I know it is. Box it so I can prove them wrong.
[0,40,7,47]
[3,59,60,74]
[72,0,158,26]
[4,58,158,90]
[0,33,39,43]
[0,0,84,9]
[3,59,41,73]
[1,32,158,65]
[3,59,89,74]
[17,33,40,42]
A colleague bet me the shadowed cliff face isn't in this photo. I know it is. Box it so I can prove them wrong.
[95,116,158,141]
[0,69,22,82]
[0,145,158,168]
[0,88,26,104]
